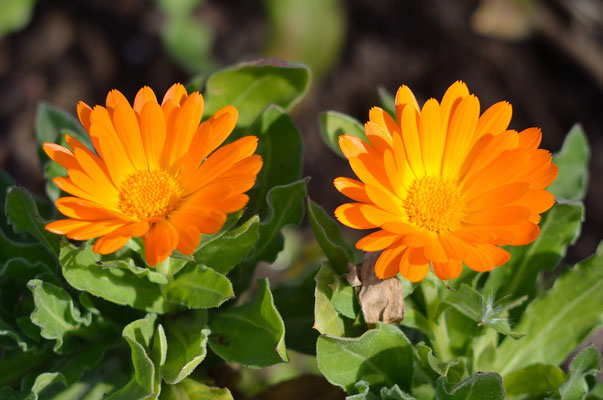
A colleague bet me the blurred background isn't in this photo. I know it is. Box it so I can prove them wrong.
[0,0,601,264]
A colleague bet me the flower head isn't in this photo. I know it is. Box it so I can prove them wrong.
[334,81,557,282]
[44,84,262,266]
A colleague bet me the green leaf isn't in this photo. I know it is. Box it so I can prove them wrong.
[416,343,465,384]
[548,124,590,201]
[317,323,414,393]
[160,378,233,400]
[377,86,396,117]
[5,187,59,256]
[272,272,318,355]
[442,284,523,339]
[161,17,213,74]
[208,278,288,368]
[307,198,354,274]
[0,0,36,37]
[0,314,33,351]
[435,372,505,400]
[232,179,308,293]
[108,314,158,400]
[494,241,603,375]
[319,111,367,157]
[381,385,417,400]
[161,310,210,384]
[244,105,303,219]
[314,263,348,336]
[204,60,311,128]
[35,102,88,147]
[503,363,565,397]
[484,202,584,301]
[194,216,259,275]
[264,0,345,77]
[60,242,171,313]
[26,279,88,352]
[164,264,234,309]
[558,345,602,400]
[0,232,56,274]
[347,381,380,400]
[26,372,68,400]
[330,275,358,320]
[155,0,203,17]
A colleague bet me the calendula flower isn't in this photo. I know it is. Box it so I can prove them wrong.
[334,81,557,282]
[44,84,262,266]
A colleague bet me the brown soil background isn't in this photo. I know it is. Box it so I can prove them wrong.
[0,0,601,265]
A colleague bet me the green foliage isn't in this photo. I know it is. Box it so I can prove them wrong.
[557,346,601,399]
[434,373,505,400]
[307,198,355,274]
[313,263,350,336]
[164,264,234,309]
[264,0,345,78]
[319,111,367,157]
[160,17,213,75]
[317,323,414,393]
[503,364,565,397]
[0,0,36,37]
[160,378,233,400]
[208,278,287,368]
[204,60,311,127]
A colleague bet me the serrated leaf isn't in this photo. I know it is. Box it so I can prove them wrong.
[160,378,234,400]
[347,381,380,400]
[5,187,59,256]
[244,105,303,219]
[108,314,157,400]
[416,343,465,384]
[162,310,210,384]
[204,60,311,128]
[319,111,367,157]
[503,363,565,397]
[164,264,233,309]
[307,198,354,274]
[442,284,523,339]
[484,202,584,301]
[60,242,170,314]
[317,323,414,393]
[558,345,602,400]
[232,179,308,293]
[194,216,259,275]
[27,279,88,353]
[548,124,590,201]
[495,241,603,375]
[435,372,505,400]
[272,272,318,355]
[381,385,417,400]
[314,263,348,336]
[26,372,67,400]
[208,278,287,368]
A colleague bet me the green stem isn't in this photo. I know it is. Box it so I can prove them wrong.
[422,276,453,362]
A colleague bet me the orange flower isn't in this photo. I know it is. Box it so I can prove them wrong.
[334,81,557,282]
[44,84,262,266]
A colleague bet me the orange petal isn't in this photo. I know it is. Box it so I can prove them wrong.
[395,85,419,123]
[433,259,462,280]
[166,92,204,168]
[105,89,129,110]
[133,86,158,114]
[67,220,124,241]
[334,177,371,203]
[517,127,542,149]
[46,219,93,235]
[162,83,187,106]
[439,231,471,259]
[211,194,250,214]
[400,103,425,178]
[369,106,399,137]
[73,147,117,196]
[401,230,430,247]
[464,205,530,226]
[513,189,555,214]
[440,81,469,134]
[423,233,448,262]
[419,98,444,176]
[56,197,122,220]
[175,224,201,255]
[334,203,376,229]
[374,244,406,279]
[464,244,510,272]
[144,220,179,266]
[43,143,79,170]
[94,221,149,254]
[474,101,512,138]
[77,101,92,133]
[364,184,404,216]
[399,248,430,282]
[381,221,415,234]
[198,211,227,234]
[89,117,135,186]
[112,101,147,170]
[465,182,530,211]
[508,221,540,246]
[140,100,166,171]
[441,94,480,179]
[365,121,393,154]
[356,230,400,252]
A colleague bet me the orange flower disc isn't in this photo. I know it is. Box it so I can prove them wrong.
[334,81,557,282]
[44,84,262,266]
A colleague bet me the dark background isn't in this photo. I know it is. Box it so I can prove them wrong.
[0,0,601,263]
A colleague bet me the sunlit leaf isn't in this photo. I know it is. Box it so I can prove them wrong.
[164,264,233,309]
[317,323,414,393]
[160,378,233,400]
[435,372,505,400]
[503,363,565,397]
[319,111,366,157]
[314,263,348,336]
[208,278,287,368]
[558,345,601,400]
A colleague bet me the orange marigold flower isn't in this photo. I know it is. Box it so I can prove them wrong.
[44,84,262,266]
[334,81,557,282]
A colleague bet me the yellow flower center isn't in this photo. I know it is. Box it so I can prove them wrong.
[118,170,182,221]
[403,176,464,232]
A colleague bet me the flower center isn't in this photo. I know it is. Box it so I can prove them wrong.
[403,176,464,232]
[118,170,182,221]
